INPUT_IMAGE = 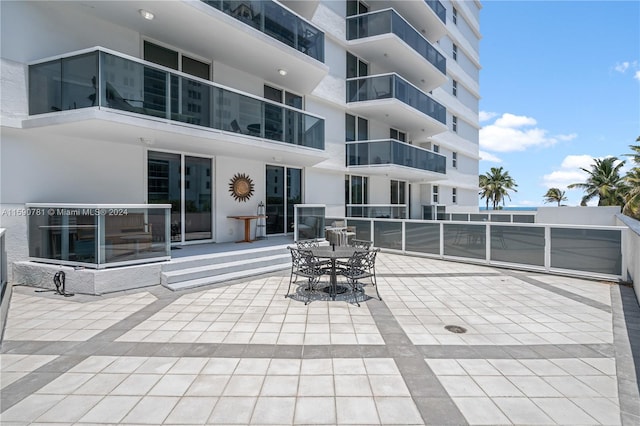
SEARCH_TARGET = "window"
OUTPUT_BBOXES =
[347,0,369,16]
[346,114,368,141]
[452,80,458,97]
[432,185,439,203]
[452,116,458,133]
[264,85,302,108]
[347,52,368,78]
[390,180,406,205]
[452,152,458,168]
[143,41,210,79]
[452,188,457,203]
[345,174,369,209]
[453,7,458,25]
[390,128,406,142]
[452,44,458,61]
[432,144,440,153]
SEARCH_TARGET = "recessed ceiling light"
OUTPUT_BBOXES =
[139,9,154,20]
[278,69,288,76]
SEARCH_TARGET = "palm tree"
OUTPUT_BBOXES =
[568,157,627,206]
[479,167,518,209]
[622,137,640,218]
[543,188,567,206]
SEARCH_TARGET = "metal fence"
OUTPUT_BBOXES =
[346,218,625,280]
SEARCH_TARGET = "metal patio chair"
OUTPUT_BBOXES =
[286,247,324,305]
[339,248,381,306]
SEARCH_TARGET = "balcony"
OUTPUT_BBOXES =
[346,74,447,137]
[386,0,447,41]
[27,48,325,160]
[46,1,327,94]
[347,139,446,180]
[201,0,324,62]
[346,9,446,91]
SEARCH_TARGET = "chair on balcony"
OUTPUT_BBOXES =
[350,239,372,250]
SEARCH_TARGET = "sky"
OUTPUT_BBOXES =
[478,0,640,207]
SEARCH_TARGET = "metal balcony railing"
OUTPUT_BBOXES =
[29,48,325,150]
[201,0,324,62]
[346,139,446,174]
[346,73,446,125]
[425,0,446,23]
[346,9,445,74]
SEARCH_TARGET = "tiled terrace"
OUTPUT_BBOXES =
[1,252,639,425]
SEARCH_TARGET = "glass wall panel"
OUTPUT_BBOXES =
[29,60,62,115]
[550,228,622,275]
[347,219,371,241]
[296,206,325,240]
[490,214,510,222]
[346,140,445,173]
[27,208,97,264]
[346,74,446,124]
[27,205,170,268]
[470,214,488,222]
[31,50,324,150]
[373,221,402,249]
[490,226,544,266]
[346,9,445,73]
[185,157,212,241]
[443,223,485,259]
[203,0,324,62]
[405,222,440,254]
[513,215,535,223]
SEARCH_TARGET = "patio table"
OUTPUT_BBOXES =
[310,246,358,300]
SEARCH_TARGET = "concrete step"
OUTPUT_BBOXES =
[162,244,290,272]
[160,244,293,291]
[164,263,290,291]
[162,253,290,285]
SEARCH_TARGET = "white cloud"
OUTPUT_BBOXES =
[542,154,595,190]
[479,111,498,122]
[479,150,502,163]
[494,113,537,128]
[614,61,630,73]
[479,113,576,153]
[635,70,640,81]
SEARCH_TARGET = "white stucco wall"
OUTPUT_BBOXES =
[616,215,640,304]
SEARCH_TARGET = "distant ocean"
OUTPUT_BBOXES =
[479,207,538,211]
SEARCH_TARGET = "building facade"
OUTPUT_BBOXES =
[0,0,481,266]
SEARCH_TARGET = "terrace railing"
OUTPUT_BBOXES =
[26,204,171,269]
[346,218,625,280]
[347,204,407,219]
[346,9,445,74]
[347,139,446,174]
[346,73,446,125]
[29,48,325,150]
[201,0,324,62]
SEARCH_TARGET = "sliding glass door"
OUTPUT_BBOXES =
[266,165,302,235]
[148,151,212,243]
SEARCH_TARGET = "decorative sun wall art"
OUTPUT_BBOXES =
[229,173,254,202]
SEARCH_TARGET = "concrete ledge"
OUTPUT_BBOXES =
[12,261,162,295]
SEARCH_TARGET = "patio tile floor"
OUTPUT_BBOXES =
[1,252,639,425]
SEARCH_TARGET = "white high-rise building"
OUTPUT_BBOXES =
[1,0,481,273]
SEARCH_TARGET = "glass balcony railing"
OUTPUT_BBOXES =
[201,0,324,62]
[346,9,445,75]
[28,49,324,150]
[346,74,446,125]
[346,204,407,219]
[346,139,446,174]
[26,204,171,268]
[425,0,446,23]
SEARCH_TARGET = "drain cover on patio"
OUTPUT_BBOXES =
[444,325,467,334]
